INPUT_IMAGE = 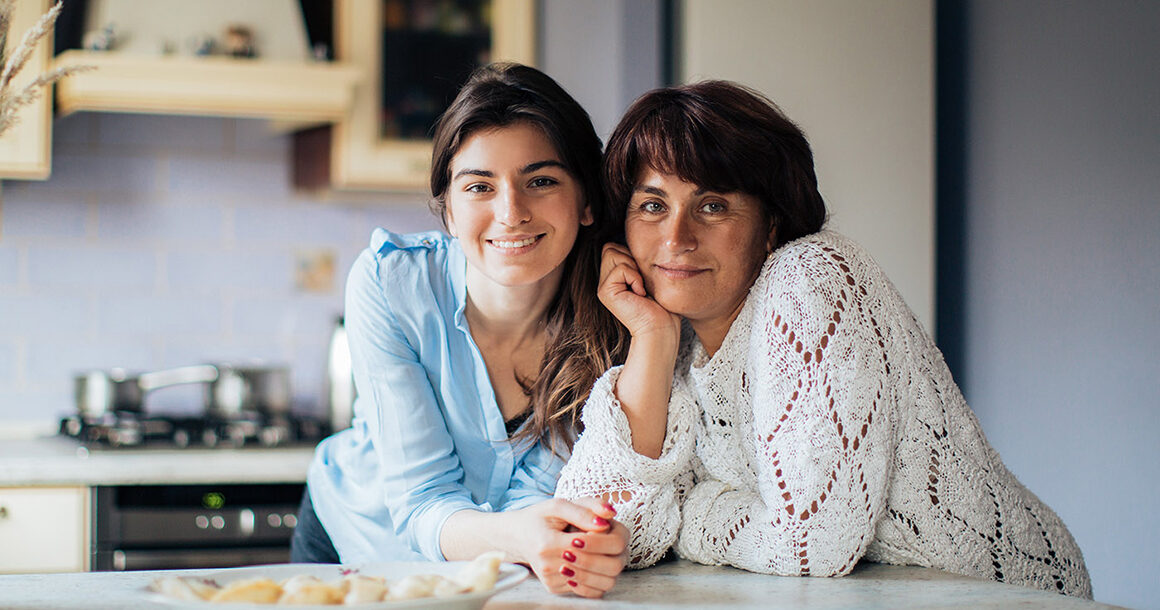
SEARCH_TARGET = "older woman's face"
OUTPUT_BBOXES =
[625,168,774,335]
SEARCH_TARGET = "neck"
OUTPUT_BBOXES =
[690,297,749,357]
[463,266,562,345]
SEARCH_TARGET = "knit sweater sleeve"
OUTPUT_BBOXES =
[677,237,897,576]
[556,365,698,569]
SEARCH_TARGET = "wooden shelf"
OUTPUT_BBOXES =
[51,50,363,123]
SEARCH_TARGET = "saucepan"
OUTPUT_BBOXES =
[74,365,218,419]
[206,364,292,419]
[75,364,291,420]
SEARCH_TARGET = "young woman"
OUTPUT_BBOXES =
[556,81,1092,597]
[294,64,629,598]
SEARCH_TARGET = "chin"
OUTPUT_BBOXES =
[653,293,699,319]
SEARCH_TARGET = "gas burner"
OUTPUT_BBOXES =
[59,412,330,450]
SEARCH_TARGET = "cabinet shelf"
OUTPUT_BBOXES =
[51,50,363,123]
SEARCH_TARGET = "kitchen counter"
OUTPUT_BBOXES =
[0,559,1118,609]
[0,436,315,486]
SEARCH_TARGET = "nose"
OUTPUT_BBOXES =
[495,185,531,227]
[663,214,697,252]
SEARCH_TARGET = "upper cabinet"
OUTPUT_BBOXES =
[0,0,53,180]
[295,0,537,192]
[51,51,361,123]
[1,0,361,181]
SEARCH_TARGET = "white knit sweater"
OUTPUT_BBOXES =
[557,231,1091,598]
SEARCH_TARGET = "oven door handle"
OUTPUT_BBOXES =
[111,547,290,571]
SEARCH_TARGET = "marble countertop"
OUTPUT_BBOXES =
[0,436,315,487]
[0,560,1118,609]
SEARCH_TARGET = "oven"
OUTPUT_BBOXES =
[91,483,304,571]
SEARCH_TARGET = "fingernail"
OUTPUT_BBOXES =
[562,550,576,562]
[571,538,586,549]
[593,516,609,527]
[560,566,576,577]
[567,580,579,588]
[602,502,617,515]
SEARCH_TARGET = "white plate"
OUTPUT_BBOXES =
[144,561,529,609]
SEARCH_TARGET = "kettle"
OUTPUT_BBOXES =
[325,316,356,432]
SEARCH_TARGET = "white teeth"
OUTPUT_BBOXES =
[491,236,538,248]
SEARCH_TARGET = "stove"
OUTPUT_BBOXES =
[59,411,328,449]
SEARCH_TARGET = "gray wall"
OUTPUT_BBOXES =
[951,2,1160,607]
[540,0,665,141]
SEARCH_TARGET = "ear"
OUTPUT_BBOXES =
[580,202,594,227]
[765,221,778,255]
[444,205,459,238]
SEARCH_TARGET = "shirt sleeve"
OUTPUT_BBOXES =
[497,438,564,512]
[345,248,479,562]
[677,241,897,576]
[556,365,698,569]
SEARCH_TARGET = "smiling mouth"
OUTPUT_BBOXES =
[654,264,707,279]
[488,235,543,250]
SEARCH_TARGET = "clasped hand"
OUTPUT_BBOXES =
[514,497,627,598]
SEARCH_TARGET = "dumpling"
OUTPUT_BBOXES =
[387,574,441,600]
[341,574,389,604]
[454,551,505,593]
[209,577,282,603]
[431,575,469,598]
[151,576,219,601]
[277,574,344,605]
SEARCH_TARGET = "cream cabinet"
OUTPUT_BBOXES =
[295,0,537,192]
[0,0,53,180]
[0,486,90,573]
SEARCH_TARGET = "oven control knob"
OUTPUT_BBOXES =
[283,514,298,528]
[211,515,226,529]
[195,515,209,529]
[267,513,282,528]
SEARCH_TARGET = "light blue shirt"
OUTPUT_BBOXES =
[307,229,564,563]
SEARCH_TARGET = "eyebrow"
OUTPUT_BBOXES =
[633,185,709,197]
[452,159,567,181]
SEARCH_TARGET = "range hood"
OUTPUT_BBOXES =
[52,50,362,125]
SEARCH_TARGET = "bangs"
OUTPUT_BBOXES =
[627,104,747,195]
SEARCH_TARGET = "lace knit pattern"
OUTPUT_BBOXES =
[557,231,1092,598]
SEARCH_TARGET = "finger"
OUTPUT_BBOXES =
[561,547,624,579]
[561,567,614,599]
[544,498,613,533]
[602,242,632,258]
[569,496,618,520]
[567,526,628,556]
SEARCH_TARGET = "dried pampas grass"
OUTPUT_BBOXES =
[0,0,92,136]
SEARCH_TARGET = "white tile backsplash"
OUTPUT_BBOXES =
[0,113,442,424]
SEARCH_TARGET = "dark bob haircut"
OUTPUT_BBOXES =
[603,80,827,249]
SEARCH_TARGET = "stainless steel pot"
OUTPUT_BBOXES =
[74,365,219,419]
[325,316,356,432]
[206,365,292,419]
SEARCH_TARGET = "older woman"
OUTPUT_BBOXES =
[556,81,1092,598]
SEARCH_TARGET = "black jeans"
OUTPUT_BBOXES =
[289,486,341,563]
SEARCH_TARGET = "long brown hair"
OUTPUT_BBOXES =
[603,80,827,250]
[429,63,629,452]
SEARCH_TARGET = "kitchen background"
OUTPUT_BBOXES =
[0,0,1156,607]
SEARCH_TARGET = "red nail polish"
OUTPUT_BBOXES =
[571,538,585,549]
[602,502,616,515]
[567,580,578,588]
[562,550,576,562]
[561,566,576,577]
[593,516,609,527]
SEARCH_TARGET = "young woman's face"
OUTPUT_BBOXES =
[625,167,773,330]
[445,122,592,290]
